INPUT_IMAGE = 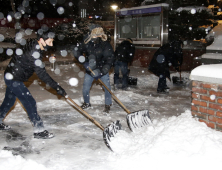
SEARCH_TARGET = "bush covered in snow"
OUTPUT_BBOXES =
[52,17,90,46]
[141,0,214,41]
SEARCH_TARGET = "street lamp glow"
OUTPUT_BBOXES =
[111,5,118,10]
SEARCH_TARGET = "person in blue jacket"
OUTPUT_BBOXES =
[0,29,67,139]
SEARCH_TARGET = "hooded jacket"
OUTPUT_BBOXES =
[74,37,114,76]
[115,40,135,63]
[4,39,58,89]
[148,41,183,80]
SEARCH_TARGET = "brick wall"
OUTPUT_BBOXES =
[191,80,222,131]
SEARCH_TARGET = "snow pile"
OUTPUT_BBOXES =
[106,110,222,170]
[1,108,222,170]
[0,150,49,170]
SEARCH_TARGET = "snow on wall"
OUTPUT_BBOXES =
[190,64,222,83]
[202,53,222,60]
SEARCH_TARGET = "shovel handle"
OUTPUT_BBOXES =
[177,61,182,81]
[89,68,131,114]
[66,97,104,131]
[179,66,182,81]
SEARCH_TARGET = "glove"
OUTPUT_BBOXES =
[90,69,103,80]
[83,62,90,71]
[56,86,67,97]
[93,74,103,80]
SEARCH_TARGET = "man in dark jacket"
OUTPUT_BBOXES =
[73,24,114,113]
[148,40,183,93]
[114,38,135,90]
[0,29,67,139]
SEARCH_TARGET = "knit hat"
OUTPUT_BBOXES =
[84,24,107,44]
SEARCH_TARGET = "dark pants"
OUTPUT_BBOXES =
[114,61,128,89]
[0,78,44,132]
[158,74,167,90]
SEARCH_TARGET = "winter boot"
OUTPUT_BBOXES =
[122,86,129,91]
[81,102,91,109]
[34,130,54,139]
[164,86,170,92]
[103,105,111,113]
[113,84,120,91]
[0,123,11,130]
[157,88,169,94]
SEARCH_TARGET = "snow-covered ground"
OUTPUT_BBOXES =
[0,63,222,170]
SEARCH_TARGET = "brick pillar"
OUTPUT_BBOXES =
[191,81,222,131]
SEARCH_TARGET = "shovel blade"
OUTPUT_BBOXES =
[126,110,151,132]
[103,120,122,152]
[172,76,187,86]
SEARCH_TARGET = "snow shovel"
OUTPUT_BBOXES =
[127,69,137,86]
[66,96,121,152]
[172,66,187,86]
[89,68,152,132]
[119,69,137,86]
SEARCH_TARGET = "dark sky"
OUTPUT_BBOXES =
[0,0,144,20]
[80,0,144,19]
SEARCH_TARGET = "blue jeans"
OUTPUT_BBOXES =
[158,74,167,90]
[83,73,112,105]
[0,78,44,132]
[114,61,128,89]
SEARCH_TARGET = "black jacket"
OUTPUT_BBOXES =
[115,40,135,63]
[73,38,114,76]
[4,39,58,90]
[148,41,183,80]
